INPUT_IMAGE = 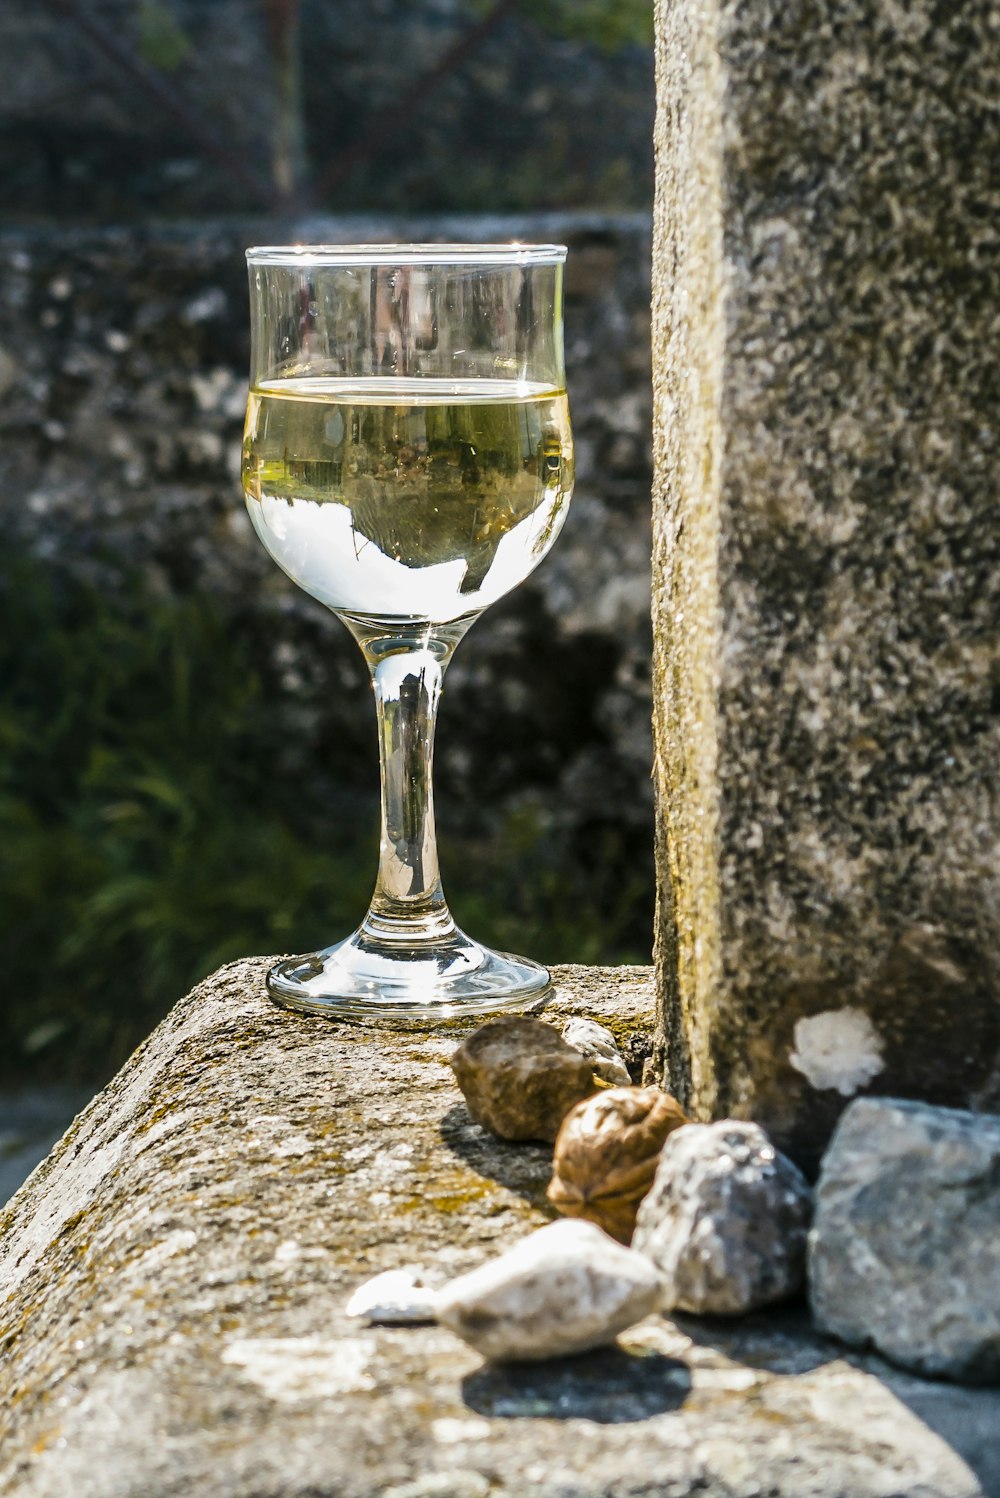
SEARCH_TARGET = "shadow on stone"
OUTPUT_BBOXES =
[671,1303,834,1377]
[438,1103,555,1206]
[673,1308,1000,1496]
[892,1381,1000,1498]
[461,1345,691,1422]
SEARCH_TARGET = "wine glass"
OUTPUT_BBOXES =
[242,243,573,1018]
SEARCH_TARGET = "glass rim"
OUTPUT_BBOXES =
[245,242,567,268]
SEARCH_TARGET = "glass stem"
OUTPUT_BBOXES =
[348,619,472,946]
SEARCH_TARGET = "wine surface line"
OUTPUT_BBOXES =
[242,376,573,623]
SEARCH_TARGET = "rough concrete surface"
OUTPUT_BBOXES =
[651,0,1000,1168]
[1,959,998,1497]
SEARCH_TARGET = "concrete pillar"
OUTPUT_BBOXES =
[652,0,1000,1167]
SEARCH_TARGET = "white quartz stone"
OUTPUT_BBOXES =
[435,1219,662,1362]
[344,1269,439,1326]
[789,1008,885,1096]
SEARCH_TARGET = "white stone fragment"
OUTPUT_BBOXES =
[435,1218,662,1362]
[561,1017,632,1086]
[788,1007,885,1096]
[430,1417,493,1445]
[632,1121,813,1314]
[344,1268,439,1325]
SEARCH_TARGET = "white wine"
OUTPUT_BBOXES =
[242,377,573,621]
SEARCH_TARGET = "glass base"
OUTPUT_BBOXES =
[266,924,551,1021]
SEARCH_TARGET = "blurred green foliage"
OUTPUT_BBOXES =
[133,0,652,67]
[0,549,647,1086]
[506,0,654,52]
[136,0,191,71]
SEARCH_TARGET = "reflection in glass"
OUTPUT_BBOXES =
[242,245,573,1019]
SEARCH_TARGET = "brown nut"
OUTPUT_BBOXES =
[450,1017,597,1143]
[547,1087,689,1243]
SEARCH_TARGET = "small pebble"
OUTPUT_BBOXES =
[345,1269,439,1325]
[450,1018,596,1143]
[436,1219,662,1362]
[560,1018,632,1086]
[632,1120,813,1314]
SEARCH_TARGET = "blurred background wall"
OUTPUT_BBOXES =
[0,1,656,1109]
[0,0,654,221]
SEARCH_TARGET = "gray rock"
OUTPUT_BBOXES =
[344,1269,439,1326]
[450,1018,596,1143]
[435,1219,663,1362]
[633,1121,813,1314]
[810,1096,1000,1384]
[560,1017,632,1086]
[651,0,1000,1171]
[1,957,997,1498]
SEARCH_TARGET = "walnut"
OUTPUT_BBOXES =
[547,1087,689,1244]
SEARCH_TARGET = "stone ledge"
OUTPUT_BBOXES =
[0,958,996,1498]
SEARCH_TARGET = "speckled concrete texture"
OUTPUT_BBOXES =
[652,0,1000,1167]
[1,960,997,1497]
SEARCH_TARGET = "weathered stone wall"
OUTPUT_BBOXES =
[652,0,1000,1166]
[1,961,997,1497]
[0,214,655,952]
